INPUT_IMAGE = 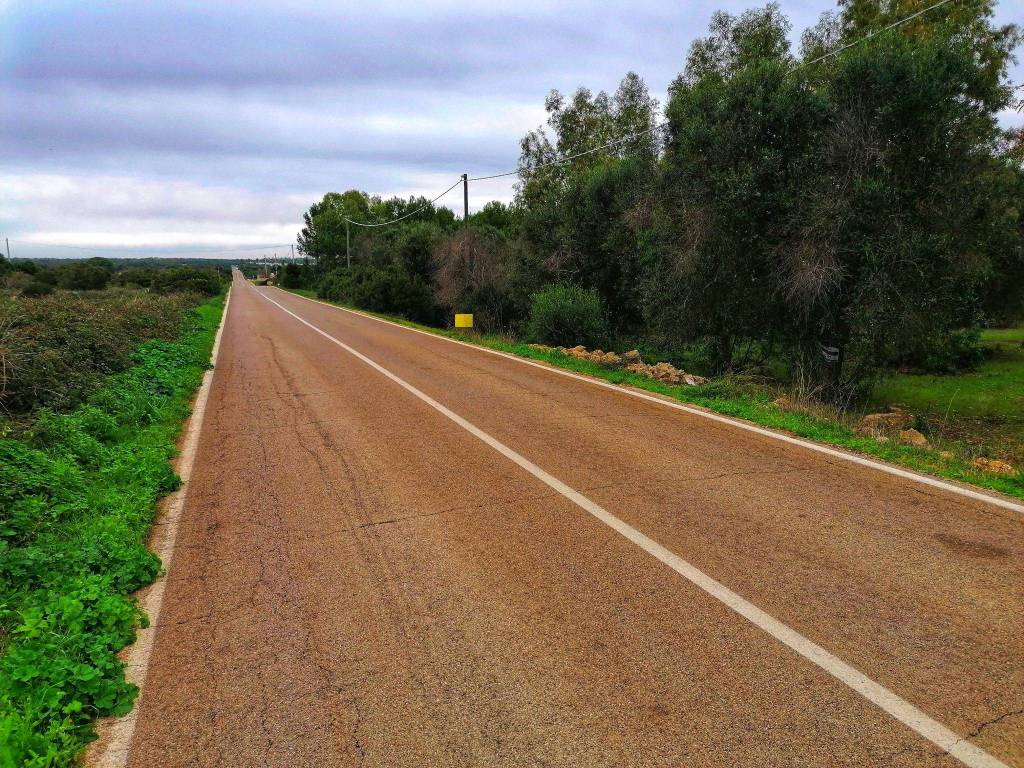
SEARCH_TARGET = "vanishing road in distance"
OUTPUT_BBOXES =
[97,271,1023,768]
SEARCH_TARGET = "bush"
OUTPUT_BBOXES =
[150,267,222,296]
[115,267,156,288]
[277,263,306,289]
[0,292,195,415]
[525,283,609,348]
[20,281,54,298]
[318,264,435,323]
[433,229,516,332]
[892,327,986,374]
[0,299,222,766]
[58,262,111,291]
[3,271,33,294]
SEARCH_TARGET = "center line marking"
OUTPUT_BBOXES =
[258,287,1008,768]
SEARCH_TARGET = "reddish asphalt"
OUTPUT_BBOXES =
[111,273,1023,767]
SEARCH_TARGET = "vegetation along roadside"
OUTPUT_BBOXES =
[280,287,1024,502]
[273,0,1022,504]
[0,290,226,767]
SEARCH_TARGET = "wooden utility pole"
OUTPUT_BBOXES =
[346,220,351,268]
[462,174,469,225]
[4,237,9,260]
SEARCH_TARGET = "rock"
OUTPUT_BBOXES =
[527,343,552,352]
[599,351,621,367]
[623,349,643,364]
[898,428,929,448]
[971,458,1016,476]
[855,408,913,437]
[621,358,705,387]
[650,362,682,385]
[565,345,589,360]
[876,435,890,443]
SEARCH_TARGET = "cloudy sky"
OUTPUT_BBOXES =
[1,0,1021,260]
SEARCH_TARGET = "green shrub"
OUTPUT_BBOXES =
[150,267,222,296]
[114,267,156,288]
[0,297,222,767]
[58,262,111,291]
[0,292,196,415]
[277,263,307,289]
[525,283,609,348]
[318,264,435,323]
[20,281,54,298]
[893,327,986,374]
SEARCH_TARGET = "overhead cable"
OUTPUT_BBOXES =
[798,0,957,69]
[343,177,465,228]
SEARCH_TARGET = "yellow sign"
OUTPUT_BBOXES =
[454,313,473,328]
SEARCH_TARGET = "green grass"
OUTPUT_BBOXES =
[279,288,1023,501]
[0,293,225,767]
[869,326,1024,462]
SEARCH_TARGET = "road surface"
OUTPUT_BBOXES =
[103,273,1023,767]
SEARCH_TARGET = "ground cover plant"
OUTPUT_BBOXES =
[0,294,224,767]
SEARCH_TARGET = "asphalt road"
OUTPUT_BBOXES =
[110,272,1023,767]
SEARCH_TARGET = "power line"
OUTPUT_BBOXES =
[798,0,957,70]
[464,0,959,186]
[468,124,667,182]
[343,177,464,228]
[7,0,974,247]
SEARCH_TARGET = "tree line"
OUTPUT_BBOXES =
[290,0,1023,396]
[1,256,226,296]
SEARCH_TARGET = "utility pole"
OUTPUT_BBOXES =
[4,237,9,260]
[290,244,295,263]
[346,220,351,269]
[462,173,469,226]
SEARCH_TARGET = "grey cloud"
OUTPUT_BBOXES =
[2,0,1020,254]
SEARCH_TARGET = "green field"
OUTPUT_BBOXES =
[870,326,1024,462]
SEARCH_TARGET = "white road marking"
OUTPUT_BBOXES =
[258,288,1009,768]
[91,287,233,768]
[270,286,1024,516]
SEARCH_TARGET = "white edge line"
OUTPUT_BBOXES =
[257,288,1008,768]
[90,287,232,768]
[269,287,1024,516]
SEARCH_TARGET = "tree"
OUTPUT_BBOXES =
[515,72,661,327]
[59,261,110,290]
[650,0,1021,387]
[786,5,1020,381]
[297,190,372,272]
[653,5,813,372]
[433,230,515,331]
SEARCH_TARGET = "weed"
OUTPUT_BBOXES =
[0,294,223,767]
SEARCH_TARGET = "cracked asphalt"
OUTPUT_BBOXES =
[120,274,1024,767]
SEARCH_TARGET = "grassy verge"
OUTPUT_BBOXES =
[0,294,225,767]
[281,288,1023,501]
